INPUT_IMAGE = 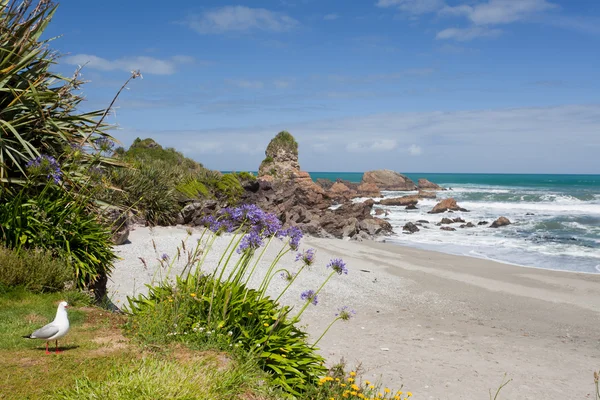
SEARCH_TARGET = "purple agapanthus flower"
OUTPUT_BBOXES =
[96,137,115,152]
[26,155,62,184]
[161,253,169,261]
[300,289,318,306]
[295,248,315,266]
[335,306,356,321]
[237,230,264,253]
[326,258,348,275]
[285,226,303,250]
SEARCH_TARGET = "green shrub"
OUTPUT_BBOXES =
[0,184,116,288]
[125,204,358,396]
[215,173,244,204]
[175,178,211,200]
[0,246,70,292]
[105,163,181,226]
[265,131,298,157]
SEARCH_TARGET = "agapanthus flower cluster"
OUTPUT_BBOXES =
[95,137,115,153]
[237,230,264,253]
[200,204,304,253]
[295,248,315,266]
[335,306,356,321]
[25,155,62,184]
[326,258,348,275]
[300,289,318,306]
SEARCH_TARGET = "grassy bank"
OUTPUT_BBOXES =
[0,289,282,400]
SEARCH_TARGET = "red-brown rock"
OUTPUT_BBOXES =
[428,198,468,214]
[361,169,417,191]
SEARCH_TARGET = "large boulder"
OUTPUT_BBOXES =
[328,182,355,202]
[403,222,420,234]
[490,216,511,228]
[361,169,417,191]
[102,206,130,245]
[418,178,443,190]
[356,182,381,197]
[428,198,468,214]
[379,195,419,206]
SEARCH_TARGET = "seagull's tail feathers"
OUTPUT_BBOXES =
[22,334,33,339]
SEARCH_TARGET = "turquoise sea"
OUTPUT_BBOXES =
[309,172,600,274]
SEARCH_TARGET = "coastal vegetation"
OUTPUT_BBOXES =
[0,1,405,398]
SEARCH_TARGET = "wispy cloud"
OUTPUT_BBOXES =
[436,26,502,41]
[63,54,194,75]
[408,144,423,155]
[184,6,299,34]
[543,15,600,35]
[347,139,398,152]
[441,0,557,25]
[376,0,446,15]
[117,104,600,172]
[225,79,265,89]
[323,13,339,20]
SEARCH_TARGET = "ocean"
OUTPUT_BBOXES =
[309,172,600,274]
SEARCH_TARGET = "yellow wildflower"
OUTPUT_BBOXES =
[350,371,357,377]
[385,388,391,393]
[263,323,269,327]
[351,391,358,396]
[190,293,196,297]
[365,380,371,385]
[347,377,355,383]
[407,392,413,397]
[351,384,360,391]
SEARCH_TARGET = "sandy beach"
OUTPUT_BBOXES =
[108,225,600,399]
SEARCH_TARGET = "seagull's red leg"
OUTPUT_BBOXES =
[55,340,62,354]
[45,342,51,355]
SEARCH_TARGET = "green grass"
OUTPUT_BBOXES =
[0,288,283,400]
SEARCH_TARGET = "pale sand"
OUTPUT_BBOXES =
[108,226,600,399]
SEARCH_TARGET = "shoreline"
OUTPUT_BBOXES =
[108,225,600,399]
[382,236,600,276]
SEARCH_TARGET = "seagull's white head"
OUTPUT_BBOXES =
[59,301,68,309]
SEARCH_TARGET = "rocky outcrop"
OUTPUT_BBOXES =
[460,222,476,228]
[490,216,511,228]
[361,169,417,191]
[328,182,354,202]
[428,198,468,214]
[403,222,419,234]
[241,132,392,240]
[356,182,381,197]
[257,131,300,182]
[102,206,130,245]
[440,226,456,231]
[379,195,419,206]
[418,178,443,190]
[440,217,454,224]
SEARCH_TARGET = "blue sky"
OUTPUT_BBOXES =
[46,0,600,173]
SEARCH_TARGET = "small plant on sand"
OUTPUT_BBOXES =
[126,204,369,396]
[305,366,412,400]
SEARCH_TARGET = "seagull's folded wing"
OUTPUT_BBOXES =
[31,323,59,339]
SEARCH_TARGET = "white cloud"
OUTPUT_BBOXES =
[116,104,600,173]
[184,6,299,34]
[436,26,502,41]
[376,0,446,15]
[225,79,265,89]
[408,144,422,155]
[458,0,557,25]
[63,54,193,75]
[346,139,397,152]
[274,79,293,89]
[323,13,339,20]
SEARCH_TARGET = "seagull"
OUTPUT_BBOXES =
[23,301,70,354]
